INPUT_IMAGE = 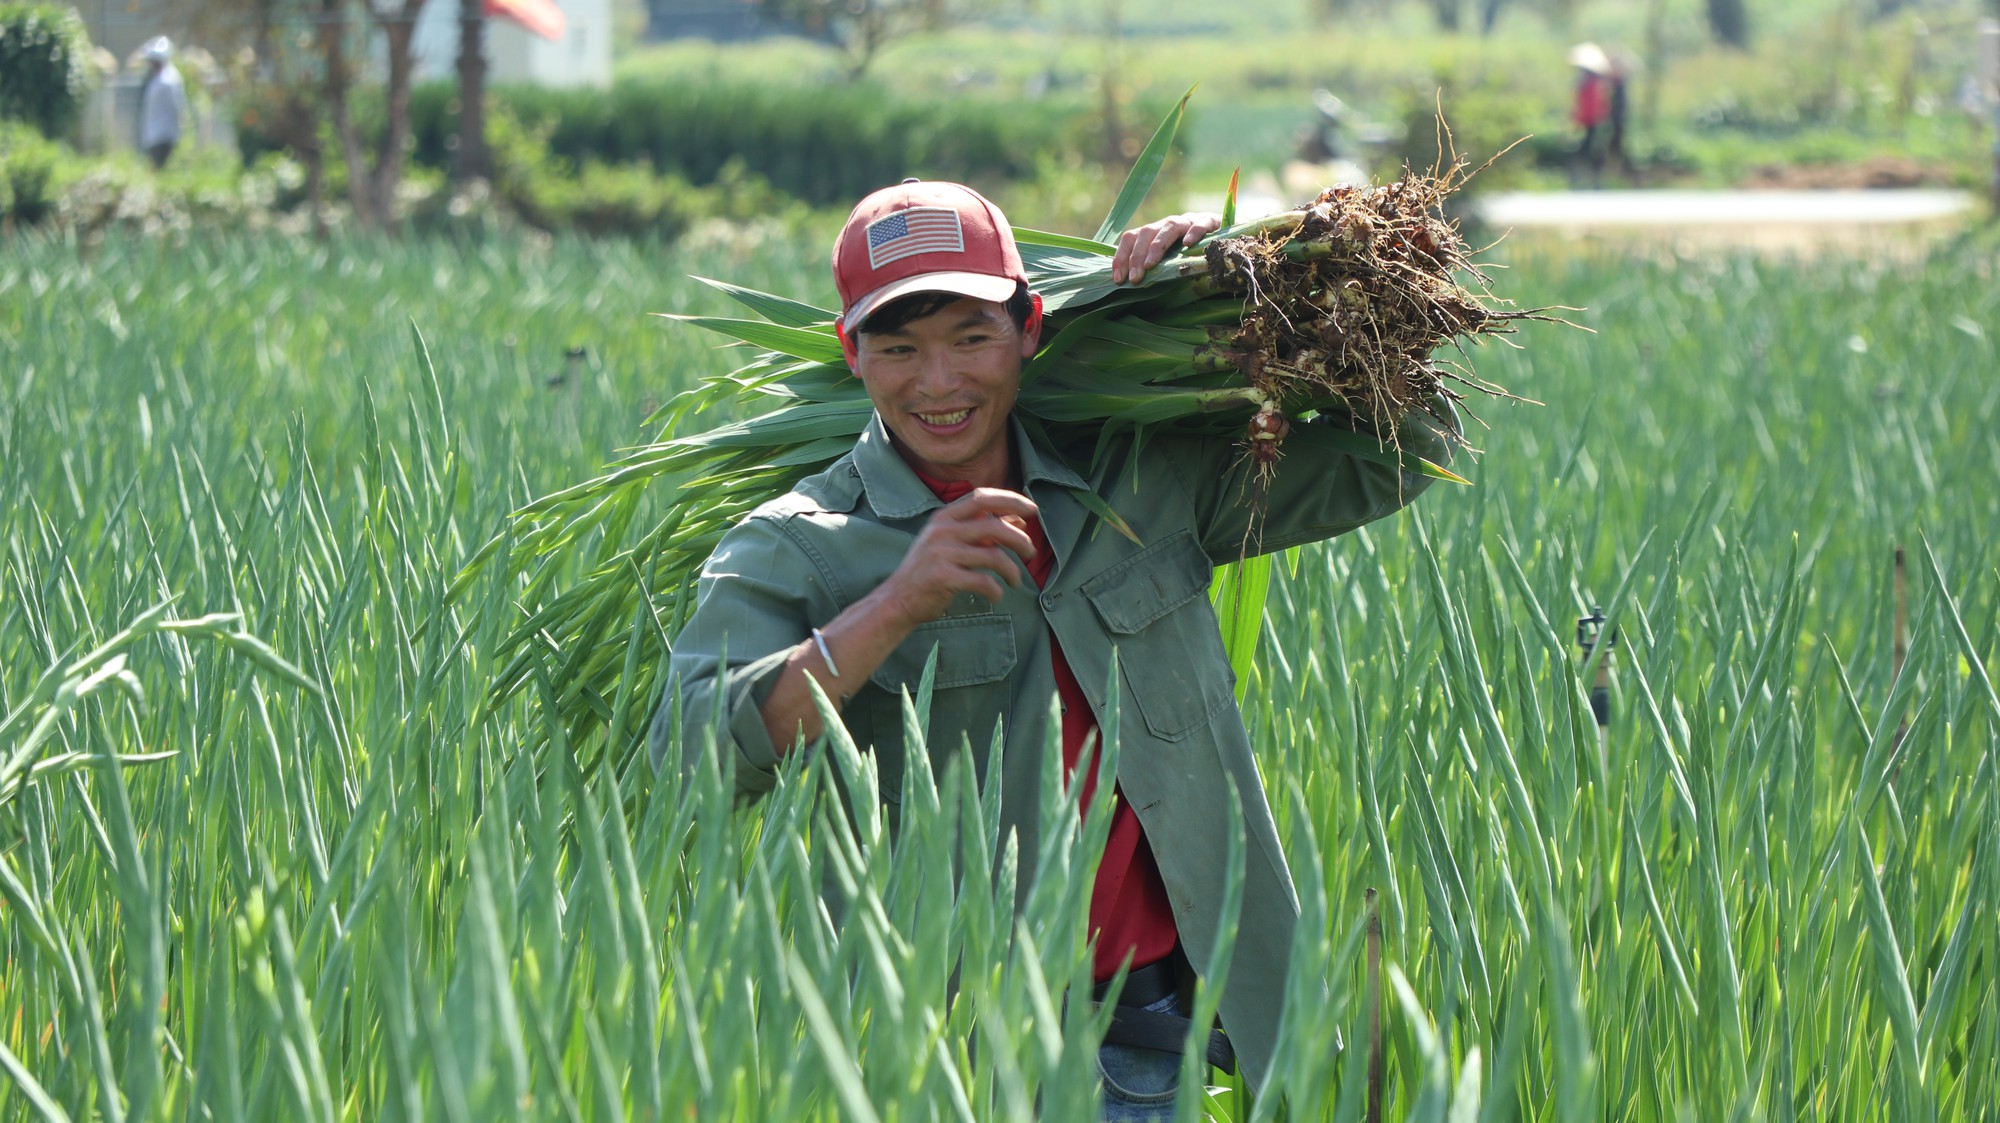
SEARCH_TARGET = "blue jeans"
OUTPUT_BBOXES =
[1097,990,1187,1121]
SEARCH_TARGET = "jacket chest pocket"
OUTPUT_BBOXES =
[1079,530,1233,742]
[865,614,1017,801]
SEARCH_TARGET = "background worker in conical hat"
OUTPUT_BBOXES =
[138,36,188,171]
[1602,47,1639,185]
[1568,42,1614,189]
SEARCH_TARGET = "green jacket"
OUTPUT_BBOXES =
[655,408,1453,1088]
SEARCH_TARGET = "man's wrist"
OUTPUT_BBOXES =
[851,578,928,644]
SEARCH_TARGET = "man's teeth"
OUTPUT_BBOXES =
[917,409,971,425]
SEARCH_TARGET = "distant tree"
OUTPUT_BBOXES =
[454,0,489,184]
[350,0,432,225]
[1430,0,1463,32]
[1307,0,1372,23]
[0,5,91,139]
[166,0,430,229]
[1705,0,1750,48]
[753,0,990,79]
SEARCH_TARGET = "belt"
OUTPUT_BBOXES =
[1093,958,1180,1008]
[1090,954,1238,1076]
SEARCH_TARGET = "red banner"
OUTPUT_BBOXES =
[485,0,565,41]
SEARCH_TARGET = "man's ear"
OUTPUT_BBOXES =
[836,319,859,371]
[1021,293,1045,356]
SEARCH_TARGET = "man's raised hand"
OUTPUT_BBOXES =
[878,488,1040,629]
[1112,212,1225,285]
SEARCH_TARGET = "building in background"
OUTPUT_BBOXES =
[643,0,788,42]
[68,1,612,158]
[415,0,614,88]
[74,0,168,63]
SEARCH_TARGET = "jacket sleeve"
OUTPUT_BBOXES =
[1164,398,1460,565]
[650,514,817,800]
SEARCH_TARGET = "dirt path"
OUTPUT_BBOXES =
[1194,187,1983,255]
[1469,189,1982,254]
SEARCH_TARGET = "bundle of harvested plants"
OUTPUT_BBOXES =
[458,98,1553,765]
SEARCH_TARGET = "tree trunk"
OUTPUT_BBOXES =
[454,0,489,184]
[842,5,885,80]
[304,140,329,241]
[1097,0,1127,165]
[1431,0,1462,33]
[1638,0,1668,183]
[372,2,428,229]
[321,0,377,227]
[275,93,329,239]
[1478,0,1506,36]
[1705,0,1750,49]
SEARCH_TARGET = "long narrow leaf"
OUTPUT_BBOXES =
[1094,86,1195,244]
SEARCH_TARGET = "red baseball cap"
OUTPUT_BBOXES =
[832,180,1027,331]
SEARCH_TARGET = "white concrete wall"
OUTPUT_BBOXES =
[414,1,613,89]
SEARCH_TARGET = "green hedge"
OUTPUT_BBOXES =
[405,78,1089,205]
[0,4,91,139]
[0,119,63,222]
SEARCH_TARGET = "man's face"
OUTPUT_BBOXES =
[852,295,1039,487]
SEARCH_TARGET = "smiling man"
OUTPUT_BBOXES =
[658,180,1455,1116]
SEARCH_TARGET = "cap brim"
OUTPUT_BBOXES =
[841,271,1020,331]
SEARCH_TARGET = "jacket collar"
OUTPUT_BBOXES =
[853,411,1089,521]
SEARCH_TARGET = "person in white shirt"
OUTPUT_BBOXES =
[138,37,187,170]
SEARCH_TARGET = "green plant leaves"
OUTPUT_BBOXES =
[1093,86,1194,246]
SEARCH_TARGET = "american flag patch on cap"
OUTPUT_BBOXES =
[866,207,965,269]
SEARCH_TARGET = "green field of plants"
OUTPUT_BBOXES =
[3,226,1997,1121]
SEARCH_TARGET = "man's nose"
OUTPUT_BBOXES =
[914,348,959,394]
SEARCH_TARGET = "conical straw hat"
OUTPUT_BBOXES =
[1567,42,1612,75]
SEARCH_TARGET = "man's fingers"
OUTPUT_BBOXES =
[967,574,1009,604]
[935,515,1035,558]
[940,546,1023,595]
[1113,214,1225,283]
[1143,222,1184,270]
[949,487,1039,520]
[978,546,1030,587]
[1112,228,1143,284]
[952,492,1037,562]
[964,521,1036,566]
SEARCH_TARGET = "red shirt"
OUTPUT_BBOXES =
[915,473,1180,982]
[1573,72,1610,129]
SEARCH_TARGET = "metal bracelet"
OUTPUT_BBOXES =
[810,627,841,679]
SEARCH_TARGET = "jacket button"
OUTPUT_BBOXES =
[1040,592,1059,611]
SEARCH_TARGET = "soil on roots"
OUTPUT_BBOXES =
[1202,163,1560,461]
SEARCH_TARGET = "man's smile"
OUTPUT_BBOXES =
[913,407,974,430]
